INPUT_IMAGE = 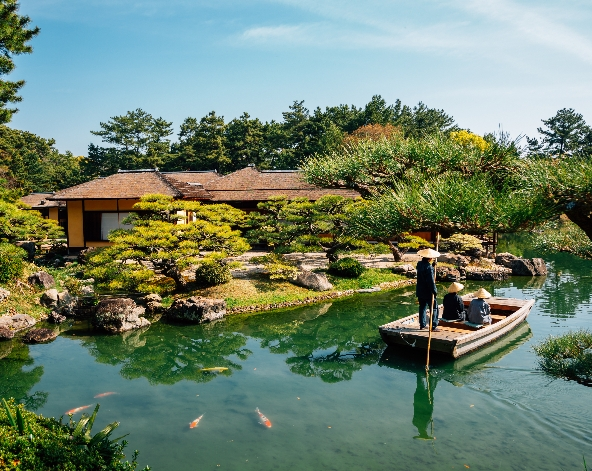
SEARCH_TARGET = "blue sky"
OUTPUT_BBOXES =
[9,0,592,156]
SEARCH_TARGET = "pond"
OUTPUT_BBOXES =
[2,242,592,470]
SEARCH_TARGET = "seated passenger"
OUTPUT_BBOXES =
[467,288,492,325]
[442,282,465,321]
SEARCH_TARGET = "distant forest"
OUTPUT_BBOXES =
[0,95,458,193]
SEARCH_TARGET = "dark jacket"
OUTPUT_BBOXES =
[467,298,492,325]
[416,259,437,300]
[442,292,465,321]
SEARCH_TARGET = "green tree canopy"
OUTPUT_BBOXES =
[84,194,249,292]
[527,108,591,158]
[86,109,173,177]
[0,0,39,124]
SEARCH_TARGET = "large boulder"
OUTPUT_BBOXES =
[23,328,58,344]
[465,267,511,281]
[40,289,59,308]
[165,296,226,324]
[141,293,164,315]
[495,252,518,269]
[15,241,36,261]
[436,266,461,282]
[392,264,417,278]
[27,271,55,289]
[439,253,469,267]
[0,327,14,340]
[293,270,333,291]
[0,288,10,303]
[0,314,36,332]
[93,298,150,334]
[531,258,548,276]
[57,290,79,316]
[48,311,67,324]
[511,259,536,276]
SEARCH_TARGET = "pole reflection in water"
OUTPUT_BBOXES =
[413,371,438,440]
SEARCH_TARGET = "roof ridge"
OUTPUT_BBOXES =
[155,171,184,198]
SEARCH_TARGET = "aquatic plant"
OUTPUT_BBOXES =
[0,399,148,470]
[533,330,592,386]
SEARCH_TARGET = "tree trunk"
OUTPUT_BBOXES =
[565,207,592,241]
[385,239,403,262]
[163,263,187,291]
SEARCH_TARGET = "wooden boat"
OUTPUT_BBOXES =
[378,296,535,358]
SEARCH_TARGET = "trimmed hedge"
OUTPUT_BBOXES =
[328,257,365,278]
[0,243,27,283]
[195,260,232,287]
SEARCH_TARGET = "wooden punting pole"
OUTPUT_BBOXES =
[425,233,440,373]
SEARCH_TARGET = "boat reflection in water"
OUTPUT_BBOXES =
[379,322,532,440]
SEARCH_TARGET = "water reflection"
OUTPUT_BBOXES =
[379,323,531,440]
[0,341,48,410]
[73,323,252,385]
[244,300,394,383]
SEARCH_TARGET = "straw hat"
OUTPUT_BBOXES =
[447,282,464,293]
[417,248,441,258]
[474,287,491,299]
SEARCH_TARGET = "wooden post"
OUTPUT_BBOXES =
[425,233,440,373]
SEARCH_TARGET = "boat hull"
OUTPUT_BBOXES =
[378,297,535,358]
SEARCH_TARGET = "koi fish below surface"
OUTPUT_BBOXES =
[65,405,92,415]
[200,367,228,372]
[255,407,272,428]
[190,414,204,429]
[94,392,118,398]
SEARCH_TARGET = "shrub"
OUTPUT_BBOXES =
[398,233,434,252]
[195,259,232,287]
[328,257,365,278]
[0,243,27,283]
[250,253,299,280]
[0,399,148,470]
[439,234,483,256]
[532,329,592,386]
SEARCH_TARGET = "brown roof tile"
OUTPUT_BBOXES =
[50,170,183,200]
[163,176,213,200]
[205,167,360,201]
[20,193,64,208]
[162,171,221,184]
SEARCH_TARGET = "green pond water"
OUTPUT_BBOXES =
[2,242,592,470]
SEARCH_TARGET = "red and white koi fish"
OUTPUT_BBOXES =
[255,407,272,428]
[94,392,118,398]
[65,405,92,415]
[189,414,204,429]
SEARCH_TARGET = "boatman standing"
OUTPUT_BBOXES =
[416,248,440,331]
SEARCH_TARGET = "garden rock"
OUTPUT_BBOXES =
[511,259,536,276]
[439,253,469,267]
[28,271,55,289]
[23,328,58,344]
[531,258,547,276]
[293,270,333,291]
[436,266,461,282]
[0,313,36,331]
[57,291,78,316]
[15,241,36,261]
[40,289,59,308]
[356,287,381,293]
[48,310,67,324]
[495,252,518,269]
[93,298,150,334]
[0,327,14,340]
[165,296,226,323]
[80,285,95,296]
[465,267,510,281]
[142,293,163,315]
[0,288,10,303]
[392,264,417,278]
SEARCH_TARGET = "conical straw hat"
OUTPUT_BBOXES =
[474,287,491,299]
[417,248,440,258]
[447,282,464,293]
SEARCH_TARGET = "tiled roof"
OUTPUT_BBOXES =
[50,170,183,200]
[162,171,221,184]
[205,167,360,201]
[163,176,213,200]
[20,193,64,208]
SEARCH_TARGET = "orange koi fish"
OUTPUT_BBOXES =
[255,407,272,428]
[94,392,118,398]
[189,414,204,429]
[65,404,92,415]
